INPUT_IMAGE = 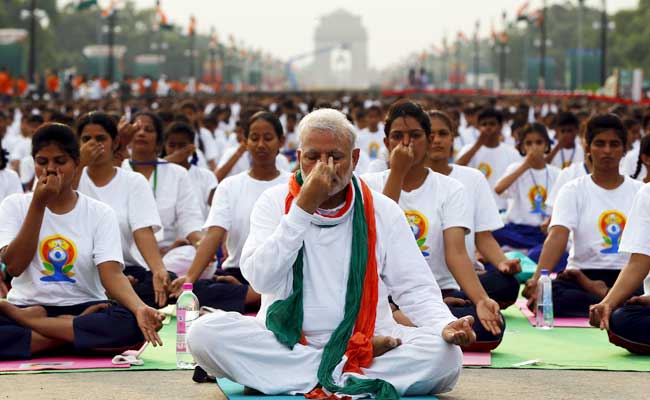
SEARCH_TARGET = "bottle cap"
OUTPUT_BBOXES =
[182,282,193,290]
[540,269,550,276]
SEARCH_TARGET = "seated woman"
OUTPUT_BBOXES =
[0,123,163,360]
[161,121,218,221]
[170,111,290,313]
[0,141,23,298]
[425,110,521,309]
[524,114,644,317]
[363,100,503,351]
[493,123,560,250]
[590,182,650,355]
[75,112,172,309]
[123,111,205,252]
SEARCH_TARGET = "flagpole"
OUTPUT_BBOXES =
[107,8,116,83]
[474,20,480,89]
[500,11,507,89]
[455,35,461,89]
[577,0,584,89]
[599,0,607,86]
[540,0,547,90]
[28,0,37,85]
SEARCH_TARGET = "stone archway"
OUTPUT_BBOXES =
[312,9,368,89]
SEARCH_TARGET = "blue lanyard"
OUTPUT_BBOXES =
[583,162,590,175]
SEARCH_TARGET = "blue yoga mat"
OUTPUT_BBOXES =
[216,379,439,399]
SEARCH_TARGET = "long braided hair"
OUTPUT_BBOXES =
[631,135,650,180]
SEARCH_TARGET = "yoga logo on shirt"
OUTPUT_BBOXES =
[39,235,77,283]
[528,185,547,215]
[598,210,626,254]
[478,162,492,179]
[562,161,572,169]
[404,210,430,257]
[368,142,380,160]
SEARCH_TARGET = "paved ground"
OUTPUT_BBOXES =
[0,369,647,400]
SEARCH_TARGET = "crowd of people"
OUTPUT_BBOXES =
[0,88,648,397]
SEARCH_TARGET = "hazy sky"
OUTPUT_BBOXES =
[63,0,639,69]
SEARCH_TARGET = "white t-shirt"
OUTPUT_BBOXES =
[188,165,218,220]
[550,175,643,271]
[122,160,204,248]
[549,143,585,169]
[501,162,560,226]
[0,168,22,201]
[78,167,162,267]
[356,127,386,161]
[0,192,124,306]
[457,142,521,210]
[449,165,504,269]
[198,127,221,165]
[363,168,471,290]
[366,159,388,173]
[547,162,589,207]
[621,146,646,180]
[618,182,650,295]
[8,136,30,162]
[458,126,479,146]
[217,147,291,179]
[205,171,290,269]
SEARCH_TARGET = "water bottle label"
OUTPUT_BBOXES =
[176,334,187,353]
[177,309,187,334]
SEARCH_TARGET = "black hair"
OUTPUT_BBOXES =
[585,114,627,151]
[157,110,175,125]
[49,111,75,126]
[245,111,284,139]
[384,99,431,138]
[76,111,118,140]
[162,121,198,165]
[366,105,382,115]
[642,113,650,131]
[623,117,641,130]
[427,110,454,132]
[477,108,503,125]
[517,123,552,156]
[25,114,45,125]
[180,101,198,113]
[0,144,7,170]
[133,111,164,146]
[32,123,80,161]
[556,111,579,128]
[632,135,650,180]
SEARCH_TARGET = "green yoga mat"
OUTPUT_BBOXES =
[486,305,650,371]
[216,379,439,400]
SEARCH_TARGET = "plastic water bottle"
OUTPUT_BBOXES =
[176,282,199,369]
[536,269,554,329]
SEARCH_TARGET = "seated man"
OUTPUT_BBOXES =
[188,109,476,398]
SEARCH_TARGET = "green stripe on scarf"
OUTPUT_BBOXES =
[266,172,399,400]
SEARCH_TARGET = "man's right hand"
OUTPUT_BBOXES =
[589,302,613,330]
[296,157,341,214]
[442,316,477,346]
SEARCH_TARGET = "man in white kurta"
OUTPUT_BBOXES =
[187,109,474,397]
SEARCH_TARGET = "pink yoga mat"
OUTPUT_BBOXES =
[0,356,130,372]
[462,352,491,366]
[515,299,592,328]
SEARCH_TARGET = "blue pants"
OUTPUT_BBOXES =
[192,268,250,314]
[552,269,643,317]
[528,244,568,273]
[442,271,515,351]
[0,301,144,360]
[609,304,650,355]
[492,223,546,250]
[124,265,178,309]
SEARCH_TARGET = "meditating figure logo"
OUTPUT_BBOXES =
[368,142,380,160]
[478,162,492,179]
[39,234,77,283]
[528,185,547,215]
[598,210,626,254]
[405,210,430,257]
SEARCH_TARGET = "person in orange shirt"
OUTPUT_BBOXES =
[0,67,10,100]
[46,70,60,98]
[16,76,27,98]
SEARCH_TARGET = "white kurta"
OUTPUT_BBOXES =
[187,177,461,396]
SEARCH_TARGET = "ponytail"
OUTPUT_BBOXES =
[631,135,650,180]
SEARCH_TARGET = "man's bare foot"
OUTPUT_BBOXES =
[0,302,47,325]
[79,303,111,317]
[372,336,401,357]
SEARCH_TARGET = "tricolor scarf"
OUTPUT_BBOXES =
[266,172,399,400]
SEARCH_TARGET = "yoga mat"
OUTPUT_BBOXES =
[0,319,179,374]
[462,352,491,366]
[514,299,592,328]
[505,251,537,283]
[216,379,439,400]
[488,304,650,371]
[0,356,130,372]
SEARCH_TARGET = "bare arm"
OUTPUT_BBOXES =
[381,141,414,203]
[444,227,490,304]
[215,145,246,181]
[475,231,508,266]
[455,141,482,166]
[522,225,570,299]
[601,253,650,308]
[494,162,529,195]
[2,201,45,276]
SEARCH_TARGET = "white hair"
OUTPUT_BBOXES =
[297,108,357,150]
